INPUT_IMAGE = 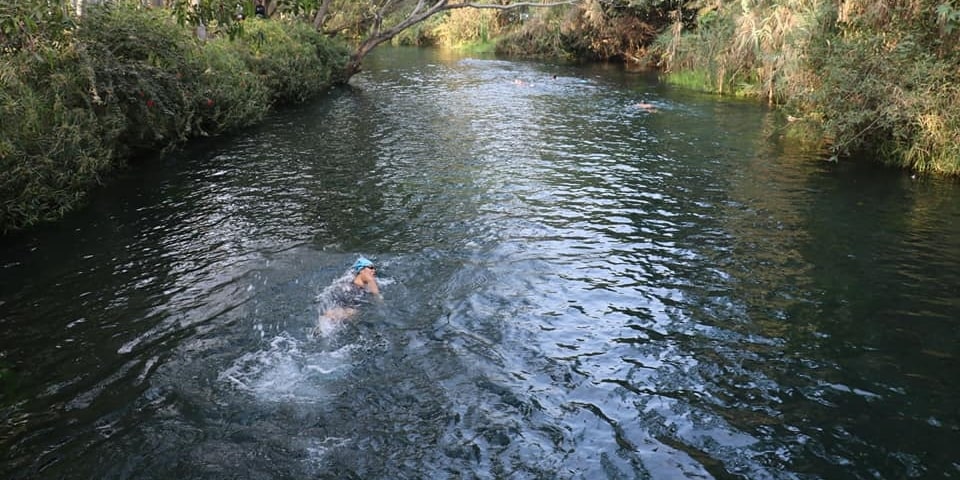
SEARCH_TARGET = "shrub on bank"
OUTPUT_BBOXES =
[77,3,204,156]
[195,37,271,135]
[495,9,569,58]
[802,6,960,175]
[645,0,960,174]
[241,18,349,104]
[0,1,121,230]
[0,1,349,233]
[0,44,118,230]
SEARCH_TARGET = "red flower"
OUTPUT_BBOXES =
[146,99,155,108]
[205,98,214,107]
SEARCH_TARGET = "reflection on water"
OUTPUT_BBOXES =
[1,47,958,479]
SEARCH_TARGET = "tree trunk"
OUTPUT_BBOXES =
[313,0,334,30]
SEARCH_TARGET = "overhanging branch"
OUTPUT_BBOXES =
[450,1,578,9]
[341,0,582,80]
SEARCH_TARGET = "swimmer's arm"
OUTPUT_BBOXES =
[367,279,383,302]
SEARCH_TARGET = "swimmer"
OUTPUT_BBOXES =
[322,257,382,321]
[634,101,657,112]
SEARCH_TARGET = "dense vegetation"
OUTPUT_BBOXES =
[0,0,349,233]
[645,0,960,174]
[490,0,960,175]
[2,0,958,233]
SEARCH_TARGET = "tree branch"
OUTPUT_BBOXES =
[340,0,581,80]
[450,1,577,10]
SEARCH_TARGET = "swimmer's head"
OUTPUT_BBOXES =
[353,257,375,273]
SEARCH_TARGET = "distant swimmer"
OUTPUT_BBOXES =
[634,102,658,112]
[321,257,382,321]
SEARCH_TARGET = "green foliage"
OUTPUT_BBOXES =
[172,0,246,40]
[0,42,118,232]
[649,9,730,92]
[560,0,659,61]
[241,18,349,103]
[431,8,502,47]
[650,0,828,101]
[937,1,960,34]
[804,29,960,174]
[660,69,716,92]
[1,1,349,233]
[391,14,443,46]
[642,0,960,173]
[195,37,271,134]
[495,5,572,58]
[77,1,204,155]
[0,0,75,52]
[0,0,120,232]
[272,0,326,21]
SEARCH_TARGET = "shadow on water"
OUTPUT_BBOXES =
[1,47,958,479]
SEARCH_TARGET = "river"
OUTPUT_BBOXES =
[1,47,958,479]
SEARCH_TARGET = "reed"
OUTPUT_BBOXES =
[495,3,571,58]
[432,8,503,47]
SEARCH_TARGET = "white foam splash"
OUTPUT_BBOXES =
[217,332,355,404]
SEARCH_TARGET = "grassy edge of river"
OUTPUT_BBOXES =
[1,2,350,234]
[5,0,960,235]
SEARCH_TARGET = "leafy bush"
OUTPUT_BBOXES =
[195,38,270,135]
[241,18,349,104]
[0,3,119,231]
[431,8,502,46]
[805,30,960,174]
[1,1,349,232]
[0,73,118,232]
[560,0,658,62]
[76,2,204,156]
[391,14,443,47]
[495,6,571,58]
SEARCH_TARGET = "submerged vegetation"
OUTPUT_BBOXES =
[2,0,958,232]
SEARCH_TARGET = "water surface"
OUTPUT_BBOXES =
[1,47,958,479]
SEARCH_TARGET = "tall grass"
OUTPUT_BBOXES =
[645,0,960,174]
[432,8,502,47]
[495,4,571,58]
[800,0,960,174]
[651,0,826,101]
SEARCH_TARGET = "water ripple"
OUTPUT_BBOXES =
[2,49,959,480]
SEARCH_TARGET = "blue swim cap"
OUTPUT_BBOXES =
[353,257,374,273]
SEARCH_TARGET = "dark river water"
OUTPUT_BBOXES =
[2,47,959,479]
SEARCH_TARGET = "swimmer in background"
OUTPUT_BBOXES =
[322,257,382,321]
[634,101,658,112]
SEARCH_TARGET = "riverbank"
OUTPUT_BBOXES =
[5,1,957,234]
[0,2,349,234]
[486,0,960,177]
